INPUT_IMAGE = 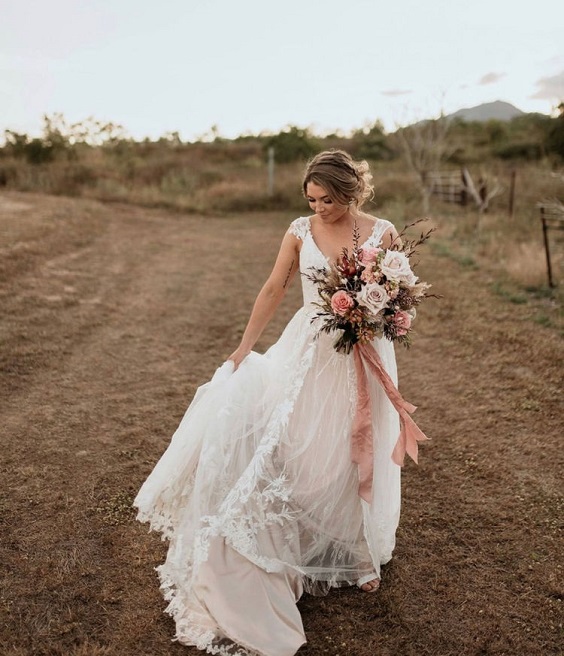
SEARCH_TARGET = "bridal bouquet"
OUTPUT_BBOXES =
[306,221,433,354]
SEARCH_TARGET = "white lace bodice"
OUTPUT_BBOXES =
[288,215,394,311]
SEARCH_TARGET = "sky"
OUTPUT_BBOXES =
[1,0,563,141]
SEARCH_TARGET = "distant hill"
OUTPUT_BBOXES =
[448,101,525,122]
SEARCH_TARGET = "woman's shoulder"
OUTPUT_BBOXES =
[363,212,394,229]
[362,213,395,236]
[361,213,396,247]
[288,216,311,241]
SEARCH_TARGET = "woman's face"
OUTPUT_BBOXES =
[306,182,350,224]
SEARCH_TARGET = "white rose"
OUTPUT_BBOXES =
[380,250,417,285]
[357,283,389,317]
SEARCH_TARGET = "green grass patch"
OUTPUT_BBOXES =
[524,285,560,300]
[533,314,552,327]
[490,282,528,305]
[430,241,478,269]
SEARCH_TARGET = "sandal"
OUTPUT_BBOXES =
[356,574,380,593]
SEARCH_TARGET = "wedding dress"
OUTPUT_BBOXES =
[134,216,401,656]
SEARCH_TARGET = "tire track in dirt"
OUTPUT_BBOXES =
[1,192,562,655]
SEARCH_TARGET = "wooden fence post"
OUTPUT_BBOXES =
[460,169,467,206]
[539,202,564,287]
[541,208,554,287]
[508,169,516,220]
[267,147,275,197]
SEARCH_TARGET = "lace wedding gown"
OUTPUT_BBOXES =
[134,216,401,656]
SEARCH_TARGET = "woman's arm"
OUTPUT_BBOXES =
[227,230,301,369]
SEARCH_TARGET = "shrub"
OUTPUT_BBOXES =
[494,142,543,160]
[546,110,564,159]
[349,123,395,161]
[265,126,320,163]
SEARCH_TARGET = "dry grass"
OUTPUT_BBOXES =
[380,162,564,323]
[1,190,562,655]
[503,242,556,287]
[2,141,563,296]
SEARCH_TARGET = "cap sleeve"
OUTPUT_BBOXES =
[288,216,310,241]
[371,218,396,246]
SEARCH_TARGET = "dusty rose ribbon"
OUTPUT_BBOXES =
[352,342,429,502]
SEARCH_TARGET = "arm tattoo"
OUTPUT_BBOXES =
[282,259,295,289]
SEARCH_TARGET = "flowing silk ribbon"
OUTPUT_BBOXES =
[351,342,429,503]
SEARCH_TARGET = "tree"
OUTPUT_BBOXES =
[393,115,452,212]
[546,102,564,159]
[4,128,59,164]
[3,113,130,164]
[265,126,320,163]
[350,121,394,161]
[461,168,503,214]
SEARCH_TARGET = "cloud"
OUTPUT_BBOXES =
[530,70,564,100]
[381,89,412,97]
[478,72,506,86]
[540,55,564,68]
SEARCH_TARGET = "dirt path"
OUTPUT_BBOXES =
[1,192,562,656]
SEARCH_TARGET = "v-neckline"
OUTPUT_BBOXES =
[306,216,379,265]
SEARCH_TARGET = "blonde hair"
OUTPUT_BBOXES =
[302,149,374,208]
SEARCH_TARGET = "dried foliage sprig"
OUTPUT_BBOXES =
[391,218,436,257]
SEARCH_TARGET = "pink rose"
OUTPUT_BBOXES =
[393,310,412,335]
[330,290,354,316]
[360,266,377,283]
[360,247,382,264]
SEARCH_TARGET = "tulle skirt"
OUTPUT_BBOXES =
[134,307,401,655]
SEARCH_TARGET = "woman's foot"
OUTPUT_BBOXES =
[356,576,380,593]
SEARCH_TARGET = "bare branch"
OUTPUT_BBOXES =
[462,168,505,213]
[393,115,454,212]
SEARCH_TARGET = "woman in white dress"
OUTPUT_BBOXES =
[134,150,403,656]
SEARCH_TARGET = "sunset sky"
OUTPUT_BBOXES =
[1,0,563,141]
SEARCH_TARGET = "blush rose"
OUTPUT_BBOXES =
[360,247,381,264]
[380,250,417,285]
[330,290,354,316]
[360,266,377,284]
[393,310,412,335]
[357,283,389,317]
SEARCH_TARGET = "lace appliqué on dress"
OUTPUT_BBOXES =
[291,215,394,252]
[366,218,394,249]
[155,333,318,653]
[288,216,310,241]
[194,338,317,571]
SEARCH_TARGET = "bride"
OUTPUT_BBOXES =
[134,150,404,656]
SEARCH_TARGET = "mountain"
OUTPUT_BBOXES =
[448,101,525,122]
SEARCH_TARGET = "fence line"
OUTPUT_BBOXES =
[538,202,564,287]
[427,170,467,205]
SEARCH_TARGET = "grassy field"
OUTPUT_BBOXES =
[0,188,562,655]
[2,135,563,295]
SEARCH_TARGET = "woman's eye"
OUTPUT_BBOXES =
[307,198,332,204]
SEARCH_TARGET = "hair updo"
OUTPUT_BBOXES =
[302,149,374,209]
